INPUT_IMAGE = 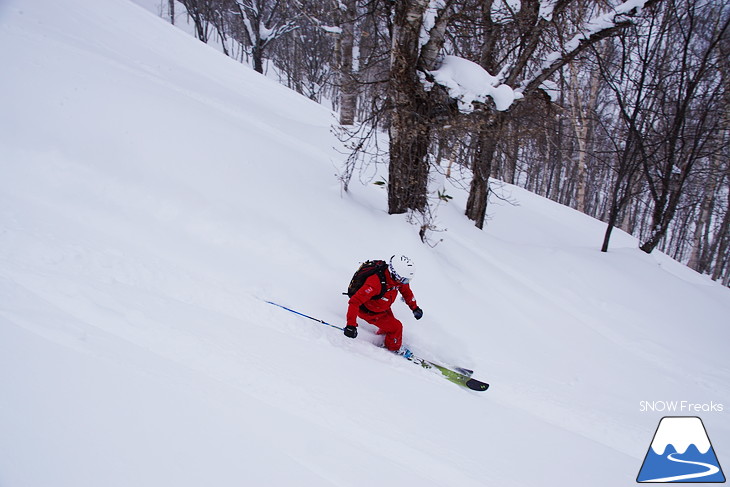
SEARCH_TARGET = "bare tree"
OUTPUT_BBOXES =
[636,0,729,253]
[179,0,221,42]
[231,0,299,73]
[594,10,665,252]
[456,0,663,228]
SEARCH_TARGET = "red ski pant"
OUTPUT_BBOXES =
[358,308,403,351]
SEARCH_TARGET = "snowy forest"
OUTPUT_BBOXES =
[170,0,728,285]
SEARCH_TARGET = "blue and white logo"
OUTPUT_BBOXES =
[637,416,725,483]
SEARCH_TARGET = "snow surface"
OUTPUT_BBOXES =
[1,0,729,486]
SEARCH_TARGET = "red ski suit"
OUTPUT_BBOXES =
[347,270,418,351]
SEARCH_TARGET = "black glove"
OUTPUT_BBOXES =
[412,307,423,320]
[344,325,358,338]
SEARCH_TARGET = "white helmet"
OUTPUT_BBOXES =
[389,255,415,284]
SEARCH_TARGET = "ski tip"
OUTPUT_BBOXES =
[466,379,489,392]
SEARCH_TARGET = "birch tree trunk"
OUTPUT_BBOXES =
[569,61,600,213]
[338,0,357,125]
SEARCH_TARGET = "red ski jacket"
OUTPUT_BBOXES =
[346,270,418,327]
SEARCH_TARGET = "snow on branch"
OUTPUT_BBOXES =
[320,25,343,34]
[233,0,299,47]
[520,0,658,96]
[261,19,298,45]
[427,55,517,112]
[539,0,558,21]
[420,0,447,48]
[233,1,258,46]
[419,0,453,71]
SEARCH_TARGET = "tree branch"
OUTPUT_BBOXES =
[520,0,664,96]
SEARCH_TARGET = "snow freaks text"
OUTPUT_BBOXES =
[639,401,724,413]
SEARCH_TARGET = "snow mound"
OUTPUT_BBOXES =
[430,55,516,111]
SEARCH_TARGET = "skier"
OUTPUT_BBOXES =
[343,255,423,352]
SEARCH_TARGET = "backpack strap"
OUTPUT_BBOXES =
[372,267,388,301]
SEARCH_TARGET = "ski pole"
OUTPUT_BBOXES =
[264,300,344,331]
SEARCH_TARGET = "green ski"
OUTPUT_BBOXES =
[400,351,489,392]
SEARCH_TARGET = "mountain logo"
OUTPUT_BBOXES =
[637,416,725,483]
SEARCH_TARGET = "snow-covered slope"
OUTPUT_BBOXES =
[1,0,728,486]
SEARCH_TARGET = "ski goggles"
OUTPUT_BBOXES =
[391,270,411,285]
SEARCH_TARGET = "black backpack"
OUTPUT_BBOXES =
[346,260,388,300]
